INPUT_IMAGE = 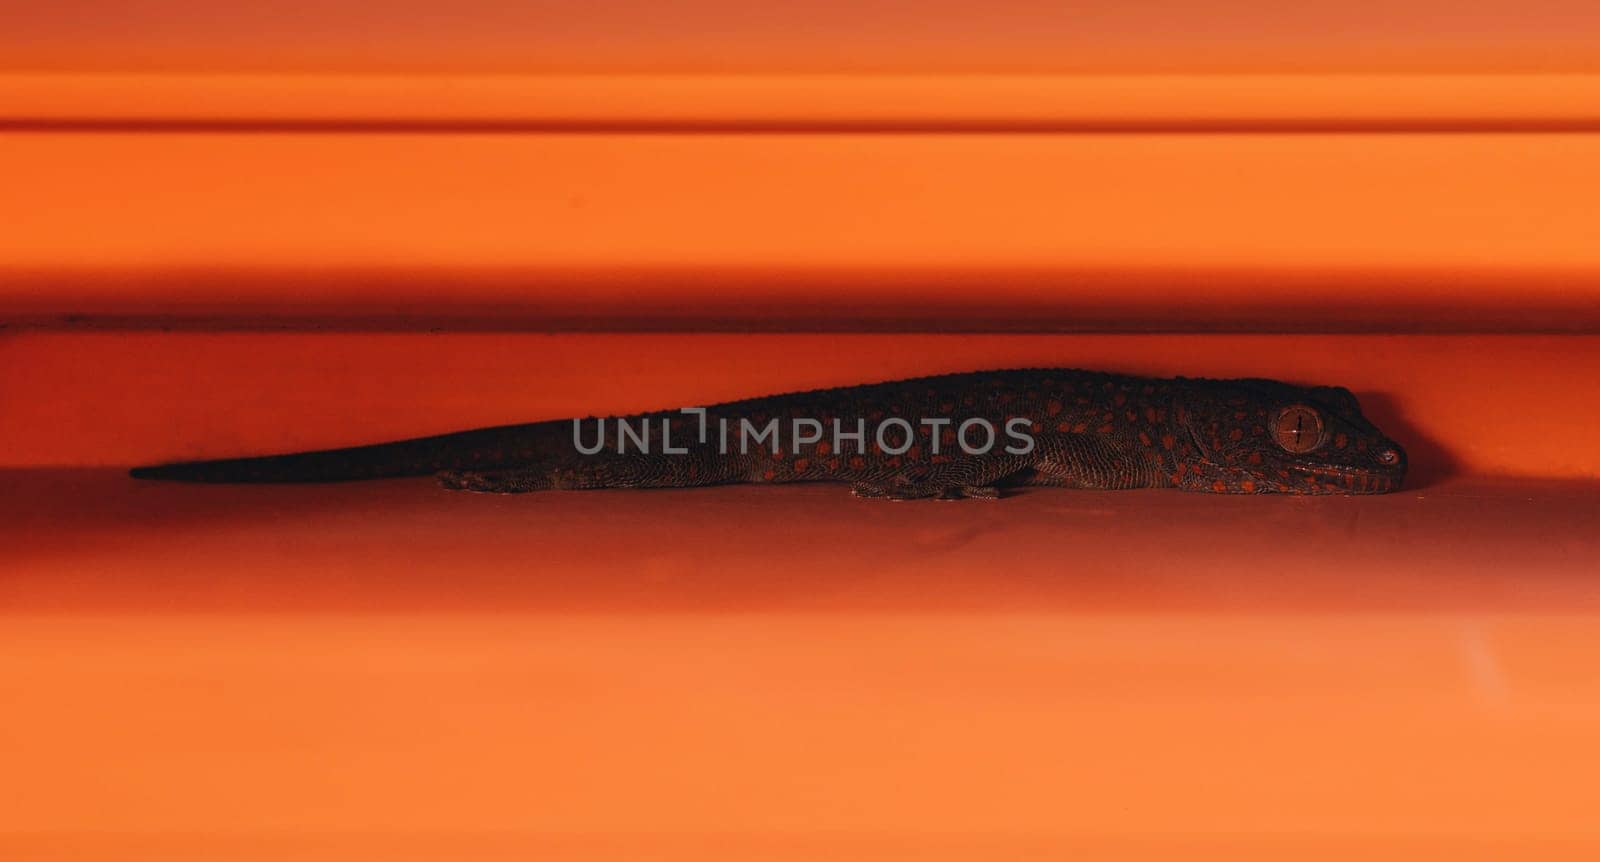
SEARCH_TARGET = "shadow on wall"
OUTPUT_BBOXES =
[1357,390,1460,489]
[8,264,1600,333]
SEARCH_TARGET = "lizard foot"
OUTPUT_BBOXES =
[851,456,1028,500]
[436,469,550,493]
[852,482,1002,501]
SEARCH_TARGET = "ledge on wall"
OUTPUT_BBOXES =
[7,469,1597,613]
[5,74,1600,333]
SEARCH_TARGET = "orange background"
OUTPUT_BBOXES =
[5,129,1600,330]
[6,0,1600,73]
[4,4,1600,860]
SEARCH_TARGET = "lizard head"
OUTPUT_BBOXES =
[1173,378,1406,494]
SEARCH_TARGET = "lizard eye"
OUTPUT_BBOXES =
[1272,405,1325,454]
[1377,449,1400,465]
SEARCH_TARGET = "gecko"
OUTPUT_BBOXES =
[130,368,1407,497]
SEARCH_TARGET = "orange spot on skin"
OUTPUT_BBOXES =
[827,458,840,471]
[816,441,831,456]
[1138,432,1152,447]
[1248,451,1263,465]
[1071,422,1088,433]
[793,458,810,472]
[1046,400,1063,416]
[1240,480,1256,493]
[762,469,776,481]
[1175,463,1188,476]
[849,456,865,470]
[906,445,923,461]
[1113,392,1127,406]
[1056,421,1073,433]
[1212,480,1227,493]
[1161,434,1175,450]
[1145,407,1158,423]
[1096,424,1114,434]
[1229,428,1243,442]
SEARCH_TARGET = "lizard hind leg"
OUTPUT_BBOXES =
[436,457,646,494]
[850,455,1027,501]
[440,452,730,494]
[436,467,555,494]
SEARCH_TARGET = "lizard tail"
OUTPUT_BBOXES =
[129,423,551,483]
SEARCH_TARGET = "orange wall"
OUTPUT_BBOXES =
[4,332,1597,481]
[5,131,1600,331]
[6,0,1600,73]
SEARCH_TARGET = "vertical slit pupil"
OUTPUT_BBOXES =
[1276,407,1321,453]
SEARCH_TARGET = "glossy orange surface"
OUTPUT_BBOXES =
[5,130,1600,330]
[5,0,1600,74]
[5,607,1599,861]
[4,473,1599,861]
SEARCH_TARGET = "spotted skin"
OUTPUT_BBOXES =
[130,369,1408,497]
